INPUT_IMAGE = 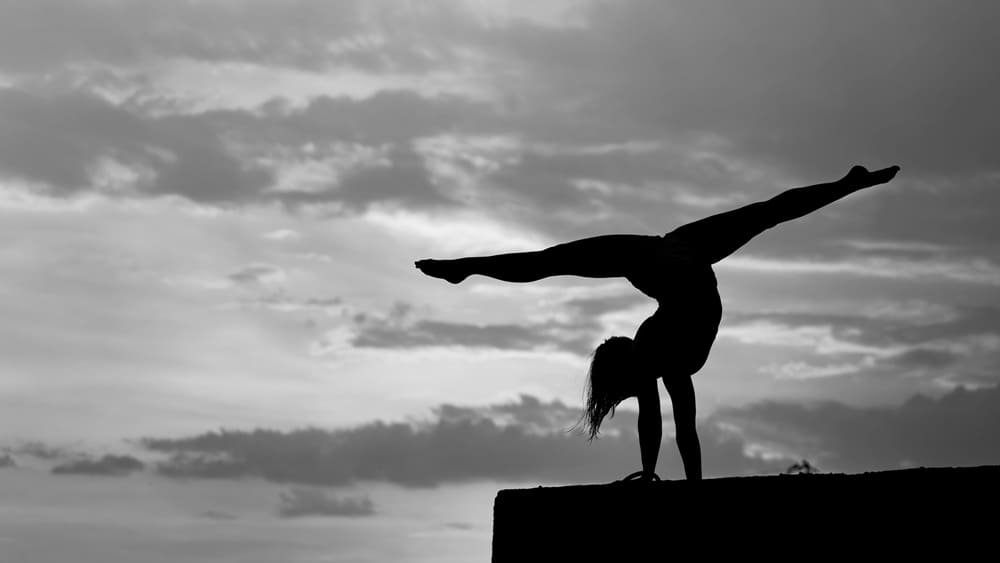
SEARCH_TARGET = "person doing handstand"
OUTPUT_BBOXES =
[416,165,901,481]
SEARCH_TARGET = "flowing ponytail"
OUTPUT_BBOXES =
[580,335,634,440]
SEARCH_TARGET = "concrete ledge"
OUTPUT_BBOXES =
[493,466,999,561]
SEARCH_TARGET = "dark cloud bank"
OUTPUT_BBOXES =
[3,440,75,461]
[0,442,142,474]
[51,454,145,476]
[3,1,999,240]
[141,395,773,486]
[139,386,1000,487]
[715,385,1000,473]
[726,303,1000,385]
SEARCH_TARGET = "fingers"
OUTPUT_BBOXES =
[620,470,661,482]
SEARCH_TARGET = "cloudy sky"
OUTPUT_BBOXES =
[1,0,999,560]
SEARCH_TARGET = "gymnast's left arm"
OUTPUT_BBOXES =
[637,377,662,479]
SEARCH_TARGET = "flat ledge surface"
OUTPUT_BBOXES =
[493,466,1000,561]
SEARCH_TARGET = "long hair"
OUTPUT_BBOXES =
[580,335,634,440]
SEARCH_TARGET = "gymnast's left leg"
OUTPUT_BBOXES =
[416,234,658,284]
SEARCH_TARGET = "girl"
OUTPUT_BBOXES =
[416,165,900,480]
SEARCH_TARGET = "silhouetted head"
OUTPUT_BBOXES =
[581,335,636,440]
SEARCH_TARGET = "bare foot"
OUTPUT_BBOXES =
[844,164,901,187]
[869,165,901,185]
[415,259,468,284]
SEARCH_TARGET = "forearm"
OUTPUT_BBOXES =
[638,410,661,475]
[666,376,702,480]
[675,426,702,480]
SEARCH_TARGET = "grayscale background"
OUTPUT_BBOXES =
[0,1,997,561]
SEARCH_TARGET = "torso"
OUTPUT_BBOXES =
[627,236,723,381]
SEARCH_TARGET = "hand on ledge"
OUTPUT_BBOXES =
[619,470,662,483]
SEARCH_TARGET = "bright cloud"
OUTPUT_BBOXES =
[719,254,1000,286]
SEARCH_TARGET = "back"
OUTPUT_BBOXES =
[626,234,718,303]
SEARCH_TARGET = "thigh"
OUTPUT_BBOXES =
[667,201,778,264]
[542,234,661,278]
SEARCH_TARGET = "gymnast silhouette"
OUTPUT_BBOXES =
[416,164,901,481]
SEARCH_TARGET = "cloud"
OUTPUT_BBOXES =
[891,348,962,370]
[198,510,239,521]
[0,88,272,201]
[0,453,15,468]
[712,384,1000,472]
[350,294,650,356]
[354,318,511,349]
[237,292,344,314]
[141,395,782,487]
[718,254,1000,286]
[360,206,548,255]
[227,264,286,286]
[469,0,1000,246]
[51,454,145,476]
[410,132,780,240]
[760,361,867,381]
[480,138,762,220]
[262,229,302,241]
[0,87,482,211]
[0,2,997,486]
[725,304,1000,348]
[721,320,898,358]
[276,487,375,518]
[316,144,450,210]
[497,0,1000,178]
[4,441,73,461]
[715,304,1000,391]
[4,1,1000,222]
[561,293,649,318]
[4,0,997,257]
[140,385,1000,486]
[835,239,950,255]
[267,90,495,148]
[0,0,368,73]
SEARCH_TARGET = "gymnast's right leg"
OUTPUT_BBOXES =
[669,165,900,264]
[415,234,655,284]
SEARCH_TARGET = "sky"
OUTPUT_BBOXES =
[1,0,999,561]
